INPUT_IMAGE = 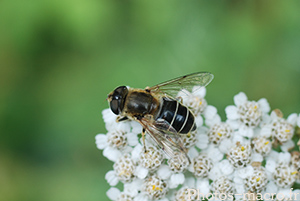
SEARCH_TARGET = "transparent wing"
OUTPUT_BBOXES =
[138,117,190,162]
[148,72,214,98]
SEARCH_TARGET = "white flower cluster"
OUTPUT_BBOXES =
[96,88,300,201]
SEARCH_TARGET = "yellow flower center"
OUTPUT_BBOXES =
[152,185,162,191]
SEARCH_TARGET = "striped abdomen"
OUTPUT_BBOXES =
[155,97,196,134]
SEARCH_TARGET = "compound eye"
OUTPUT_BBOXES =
[110,99,119,115]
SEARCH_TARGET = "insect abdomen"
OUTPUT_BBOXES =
[156,97,196,134]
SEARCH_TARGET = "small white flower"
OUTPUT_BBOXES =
[181,132,197,149]
[261,111,296,143]
[211,176,234,195]
[227,142,252,168]
[142,175,168,200]
[244,166,268,193]
[175,186,197,201]
[273,162,298,188]
[113,153,136,183]
[179,87,208,115]
[96,129,137,162]
[225,92,270,138]
[251,137,272,156]
[192,153,213,178]
[208,122,233,145]
[139,146,164,171]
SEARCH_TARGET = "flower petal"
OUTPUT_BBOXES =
[195,134,209,150]
[208,166,222,181]
[205,114,221,128]
[277,152,291,164]
[124,179,143,197]
[265,181,278,194]
[287,113,298,126]
[265,159,276,173]
[203,105,217,119]
[106,187,120,200]
[95,134,108,150]
[127,132,139,146]
[194,115,203,127]
[226,119,240,130]
[218,138,233,153]
[237,166,253,179]
[234,92,248,106]
[251,153,263,162]
[238,125,254,138]
[103,146,122,162]
[281,140,295,152]
[157,164,172,180]
[225,105,239,120]
[169,173,185,189]
[206,145,223,163]
[219,159,234,175]
[260,125,272,138]
[131,121,143,134]
[193,86,206,97]
[184,176,196,188]
[188,147,199,159]
[134,193,149,201]
[196,178,210,195]
[105,170,119,186]
[258,98,270,113]
[134,165,149,179]
[131,144,143,163]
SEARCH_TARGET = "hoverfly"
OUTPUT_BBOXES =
[107,72,214,162]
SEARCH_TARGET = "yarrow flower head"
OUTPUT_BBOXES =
[96,88,300,200]
[225,92,270,138]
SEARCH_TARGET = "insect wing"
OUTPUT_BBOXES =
[148,72,214,98]
[138,117,189,161]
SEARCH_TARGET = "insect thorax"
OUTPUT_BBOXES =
[123,90,160,116]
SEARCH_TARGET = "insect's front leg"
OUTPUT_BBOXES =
[116,116,129,122]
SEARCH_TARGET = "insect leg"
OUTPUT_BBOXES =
[116,116,129,122]
[142,128,147,153]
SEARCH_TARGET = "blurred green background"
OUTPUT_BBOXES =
[0,0,299,200]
